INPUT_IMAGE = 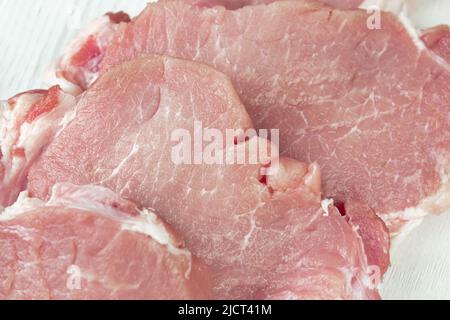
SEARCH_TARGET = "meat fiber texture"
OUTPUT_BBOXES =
[0,86,77,209]
[0,183,211,300]
[82,0,450,235]
[28,55,389,299]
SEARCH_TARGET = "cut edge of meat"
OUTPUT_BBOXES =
[1,183,198,272]
[383,176,450,237]
[343,199,391,275]
[421,25,450,66]
[46,183,190,257]
[0,87,77,209]
[44,12,131,95]
[382,148,449,236]
[27,53,390,299]
[0,183,213,300]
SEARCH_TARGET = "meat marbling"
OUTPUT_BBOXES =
[90,0,450,234]
[28,55,388,299]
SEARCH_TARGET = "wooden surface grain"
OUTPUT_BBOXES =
[0,0,449,300]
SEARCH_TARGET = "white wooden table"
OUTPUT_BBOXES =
[0,0,449,300]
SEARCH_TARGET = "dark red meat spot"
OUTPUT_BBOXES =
[106,11,131,24]
[334,200,347,217]
[70,35,102,70]
[25,86,60,123]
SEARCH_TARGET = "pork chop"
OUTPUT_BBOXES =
[0,183,211,300]
[94,0,450,234]
[28,55,389,299]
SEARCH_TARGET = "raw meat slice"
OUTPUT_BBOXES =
[173,0,362,9]
[96,0,450,234]
[28,55,389,299]
[47,0,356,91]
[421,25,450,65]
[322,0,362,8]
[0,183,211,300]
[172,0,281,10]
[0,86,76,209]
[46,12,130,95]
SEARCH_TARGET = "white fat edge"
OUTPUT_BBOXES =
[46,184,193,278]
[1,94,44,184]
[384,151,450,238]
[53,94,79,138]
[43,16,109,93]
[121,208,193,279]
[43,62,83,96]
[59,15,111,67]
[356,2,450,238]
[1,94,40,163]
[383,182,450,241]
[46,14,125,92]
[3,91,77,184]
[16,91,77,148]
[0,100,9,162]
[321,198,334,216]
[389,216,425,248]
[0,190,44,221]
[120,210,193,279]
[382,206,427,237]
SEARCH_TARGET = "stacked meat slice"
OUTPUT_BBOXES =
[49,0,450,234]
[28,55,389,299]
[0,184,211,299]
[97,0,449,234]
[1,53,388,299]
[1,0,448,300]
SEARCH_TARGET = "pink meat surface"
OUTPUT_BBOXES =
[28,55,387,299]
[421,25,450,65]
[95,0,450,234]
[319,0,362,8]
[0,86,77,209]
[0,183,211,300]
[169,0,362,9]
